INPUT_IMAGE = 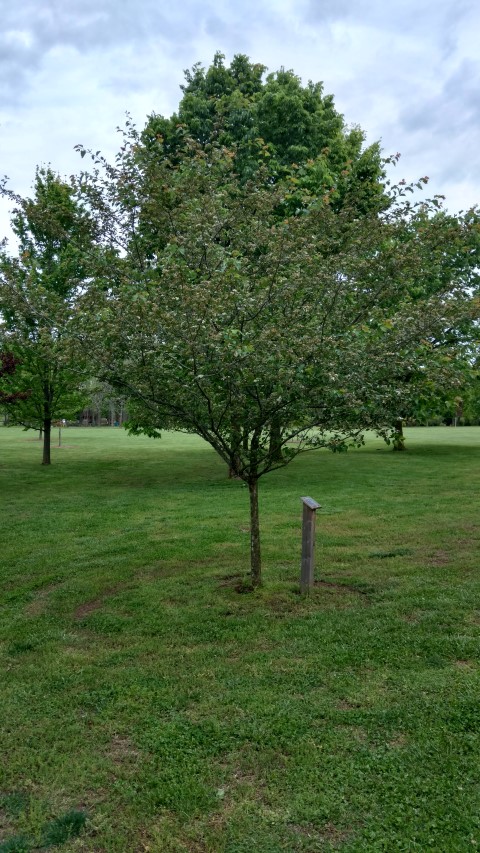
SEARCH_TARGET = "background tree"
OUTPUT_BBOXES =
[78,378,128,426]
[142,52,386,214]
[0,168,94,463]
[76,127,479,586]
[376,205,480,446]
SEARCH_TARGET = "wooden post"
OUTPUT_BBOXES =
[300,496,321,593]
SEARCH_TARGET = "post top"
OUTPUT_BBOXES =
[301,496,321,510]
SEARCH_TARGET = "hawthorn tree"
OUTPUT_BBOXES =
[76,126,479,586]
[143,54,389,467]
[143,54,479,462]
[0,168,94,463]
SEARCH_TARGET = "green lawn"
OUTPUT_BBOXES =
[1,426,480,852]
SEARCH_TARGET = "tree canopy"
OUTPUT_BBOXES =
[0,168,94,462]
[142,52,386,215]
[75,120,480,584]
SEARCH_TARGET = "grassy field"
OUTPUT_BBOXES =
[1,426,480,852]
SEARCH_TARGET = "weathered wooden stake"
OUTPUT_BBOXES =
[300,496,321,593]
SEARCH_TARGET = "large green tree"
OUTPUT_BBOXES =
[0,168,94,463]
[141,53,480,462]
[141,55,389,465]
[76,127,479,586]
[142,52,386,215]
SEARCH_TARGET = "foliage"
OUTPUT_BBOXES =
[142,51,386,214]
[76,124,479,584]
[0,168,94,462]
[0,351,29,404]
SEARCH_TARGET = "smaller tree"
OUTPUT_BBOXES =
[77,129,480,586]
[0,168,94,463]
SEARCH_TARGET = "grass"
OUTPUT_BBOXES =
[1,425,480,851]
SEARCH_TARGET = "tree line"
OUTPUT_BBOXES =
[1,53,479,584]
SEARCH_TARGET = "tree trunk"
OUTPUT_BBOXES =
[269,417,283,462]
[248,478,262,587]
[42,419,51,465]
[392,417,406,451]
[227,425,243,478]
[38,427,43,440]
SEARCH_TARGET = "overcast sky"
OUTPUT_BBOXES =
[1,0,479,239]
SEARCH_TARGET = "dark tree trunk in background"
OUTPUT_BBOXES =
[392,417,406,451]
[269,417,283,462]
[42,418,51,464]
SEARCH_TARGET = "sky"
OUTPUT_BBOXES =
[1,0,479,240]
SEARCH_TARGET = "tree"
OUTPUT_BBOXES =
[377,205,480,444]
[76,127,479,586]
[143,54,390,465]
[0,168,94,463]
[142,52,386,215]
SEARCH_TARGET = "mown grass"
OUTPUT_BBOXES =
[1,426,480,852]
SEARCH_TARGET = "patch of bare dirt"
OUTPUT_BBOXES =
[336,699,361,711]
[454,659,476,669]
[388,733,408,748]
[25,582,63,616]
[108,735,141,765]
[427,550,451,566]
[336,723,367,743]
[400,611,422,623]
[289,821,353,846]
[218,572,244,586]
[74,598,104,620]
[218,573,254,594]
[74,584,127,620]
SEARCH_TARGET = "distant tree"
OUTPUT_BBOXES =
[379,205,480,444]
[79,378,128,426]
[76,127,479,586]
[0,168,94,463]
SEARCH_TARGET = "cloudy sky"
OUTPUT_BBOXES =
[1,0,479,238]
